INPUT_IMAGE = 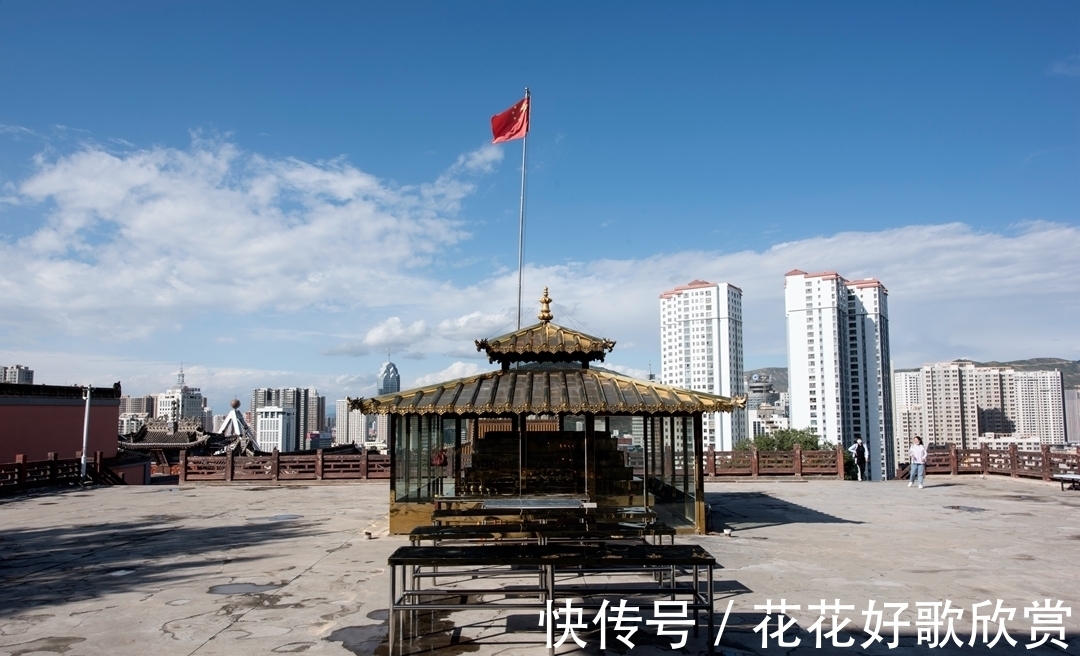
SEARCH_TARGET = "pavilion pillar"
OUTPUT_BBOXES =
[179,450,187,484]
[584,412,595,499]
[271,448,280,481]
[693,413,706,534]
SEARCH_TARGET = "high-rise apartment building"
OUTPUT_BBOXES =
[659,280,746,450]
[1065,387,1080,444]
[119,395,156,417]
[251,387,325,451]
[1,365,33,385]
[784,270,894,480]
[334,398,367,445]
[891,370,925,464]
[893,363,1067,457]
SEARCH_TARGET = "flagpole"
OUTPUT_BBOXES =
[515,87,530,330]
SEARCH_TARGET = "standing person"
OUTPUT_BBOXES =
[909,436,927,489]
[847,437,868,481]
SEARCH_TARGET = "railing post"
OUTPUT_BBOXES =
[981,444,989,476]
[835,443,845,480]
[48,452,58,483]
[315,449,324,480]
[750,447,759,477]
[707,446,715,477]
[361,449,369,479]
[94,451,103,480]
[179,450,188,484]
[793,444,803,478]
[15,454,26,488]
[225,451,234,482]
[271,449,280,481]
[1041,445,1051,481]
[1009,443,1018,478]
[949,444,958,476]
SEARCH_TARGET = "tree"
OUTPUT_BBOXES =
[735,428,825,451]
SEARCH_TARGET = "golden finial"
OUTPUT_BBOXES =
[538,287,553,323]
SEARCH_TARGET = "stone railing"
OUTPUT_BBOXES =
[180,449,390,483]
[705,444,845,479]
[896,444,1080,481]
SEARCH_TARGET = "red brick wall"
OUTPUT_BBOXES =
[0,400,119,463]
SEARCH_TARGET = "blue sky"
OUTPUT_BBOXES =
[1,1,1077,414]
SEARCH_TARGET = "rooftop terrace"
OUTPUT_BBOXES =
[0,476,1076,655]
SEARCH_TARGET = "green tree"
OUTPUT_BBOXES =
[735,428,826,451]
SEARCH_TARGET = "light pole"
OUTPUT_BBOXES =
[80,385,92,481]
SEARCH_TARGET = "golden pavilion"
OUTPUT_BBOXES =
[349,288,745,534]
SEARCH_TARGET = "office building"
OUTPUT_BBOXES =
[659,280,746,450]
[255,406,296,452]
[378,361,401,396]
[1,364,33,385]
[785,270,894,480]
[157,369,210,426]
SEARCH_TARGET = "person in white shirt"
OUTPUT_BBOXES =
[908,436,927,489]
[847,437,868,481]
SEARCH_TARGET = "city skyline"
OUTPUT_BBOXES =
[1,3,1077,412]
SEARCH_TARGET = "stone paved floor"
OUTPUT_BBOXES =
[0,475,1077,656]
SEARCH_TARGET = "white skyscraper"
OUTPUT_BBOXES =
[659,280,746,450]
[785,270,894,480]
[891,370,925,466]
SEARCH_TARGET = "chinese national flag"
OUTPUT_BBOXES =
[490,96,529,144]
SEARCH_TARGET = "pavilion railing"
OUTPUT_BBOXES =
[895,444,1080,481]
[704,444,845,479]
[180,449,391,483]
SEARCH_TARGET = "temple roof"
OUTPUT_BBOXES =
[474,288,616,365]
[351,367,746,416]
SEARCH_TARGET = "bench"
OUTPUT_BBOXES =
[1053,473,1080,491]
[387,542,716,656]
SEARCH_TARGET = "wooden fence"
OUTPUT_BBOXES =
[0,451,108,494]
[705,444,846,479]
[180,449,391,483]
[896,444,1080,481]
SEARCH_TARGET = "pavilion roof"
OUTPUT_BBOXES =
[474,287,616,365]
[475,321,616,365]
[351,366,745,416]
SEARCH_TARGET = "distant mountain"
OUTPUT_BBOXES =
[749,358,1079,393]
[745,367,788,393]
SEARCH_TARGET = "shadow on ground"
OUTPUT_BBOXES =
[0,502,323,614]
[705,491,863,532]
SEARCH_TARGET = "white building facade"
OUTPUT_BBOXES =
[255,406,296,452]
[1,365,34,385]
[334,398,367,446]
[784,270,894,480]
[659,280,746,450]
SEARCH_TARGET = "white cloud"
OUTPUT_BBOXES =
[0,137,497,339]
[412,361,488,388]
[436,310,515,340]
[1048,53,1080,77]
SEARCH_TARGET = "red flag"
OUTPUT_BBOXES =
[490,96,529,144]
